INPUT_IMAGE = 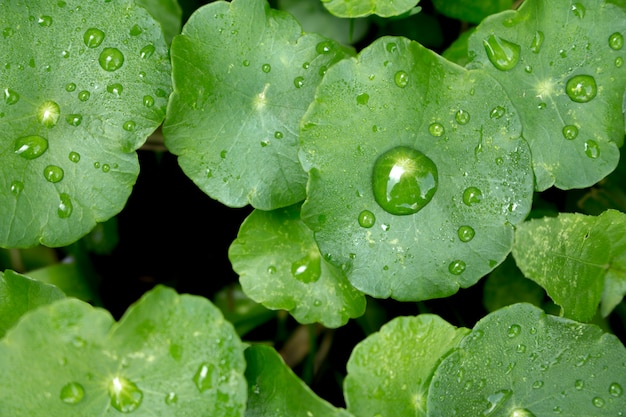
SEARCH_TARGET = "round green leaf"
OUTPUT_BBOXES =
[428,303,626,416]
[229,204,366,328]
[431,0,513,25]
[467,0,626,190]
[299,36,534,301]
[0,285,247,416]
[163,0,353,210]
[0,0,171,248]
[322,0,420,18]
[344,315,469,417]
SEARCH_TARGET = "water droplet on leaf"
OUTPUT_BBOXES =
[448,260,466,275]
[571,3,586,18]
[510,408,536,417]
[108,376,143,413]
[140,44,155,59]
[483,389,512,415]
[58,193,73,218]
[165,392,178,405]
[508,324,521,337]
[562,125,578,140]
[356,93,369,105]
[4,88,19,104]
[293,76,304,88]
[483,34,520,71]
[99,48,124,72]
[291,252,321,283]
[394,70,408,88]
[14,135,48,159]
[316,40,333,54]
[65,83,76,92]
[490,106,505,119]
[37,100,60,127]
[455,109,470,125]
[60,382,85,404]
[78,90,90,101]
[592,397,605,408]
[38,15,53,27]
[457,226,475,242]
[83,28,105,48]
[584,140,600,158]
[10,181,24,196]
[44,165,64,183]
[107,83,123,96]
[609,32,624,50]
[143,95,154,107]
[69,151,80,163]
[261,63,271,73]
[123,120,136,131]
[274,131,283,139]
[358,210,376,228]
[371,146,438,215]
[129,24,142,36]
[429,122,444,137]
[609,382,623,397]
[565,75,597,103]
[193,362,216,393]
[530,31,545,53]
[462,187,483,206]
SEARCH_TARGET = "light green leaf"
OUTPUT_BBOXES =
[512,209,626,322]
[322,0,420,18]
[0,0,171,248]
[136,0,182,45]
[467,0,626,190]
[245,344,353,417]
[163,0,353,210]
[0,285,247,416]
[428,303,626,416]
[229,204,366,328]
[0,269,65,338]
[299,36,534,301]
[432,0,513,24]
[344,315,469,417]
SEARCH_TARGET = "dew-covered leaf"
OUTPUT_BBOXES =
[163,0,353,210]
[467,0,626,191]
[0,0,171,248]
[344,315,469,417]
[428,303,626,417]
[321,0,420,18]
[245,344,354,417]
[299,36,534,301]
[513,209,626,322]
[0,269,65,338]
[0,285,247,417]
[431,0,513,24]
[229,204,366,328]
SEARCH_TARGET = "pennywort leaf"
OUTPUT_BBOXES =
[321,0,420,18]
[163,0,353,210]
[431,0,513,25]
[299,36,534,301]
[467,0,626,191]
[0,0,171,248]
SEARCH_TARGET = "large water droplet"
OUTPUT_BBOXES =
[371,146,438,215]
[483,34,520,71]
[455,109,470,125]
[530,31,544,53]
[60,382,85,404]
[193,362,216,393]
[358,210,376,228]
[429,123,445,137]
[609,382,623,397]
[83,28,105,48]
[584,140,600,159]
[462,187,483,206]
[394,71,408,88]
[99,48,124,72]
[58,193,73,218]
[4,88,20,105]
[108,376,143,413]
[510,408,536,417]
[291,252,322,283]
[565,75,597,103]
[609,32,624,50]
[38,100,60,127]
[140,44,155,59]
[44,165,64,183]
[448,260,466,275]
[457,226,475,242]
[562,125,578,140]
[14,135,48,159]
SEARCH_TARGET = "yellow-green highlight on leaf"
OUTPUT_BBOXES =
[512,209,626,322]
[322,0,420,18]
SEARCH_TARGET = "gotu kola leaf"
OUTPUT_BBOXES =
[467,0,626,191]
[428,303,626,417]
[512,209,626,322]
[0,0,171,248]
[0,285,247,416]
[163,0,353,210]
[299,36,534,301]
[321,0,420,18]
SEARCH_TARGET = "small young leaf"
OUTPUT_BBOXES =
[513,209,626,321]
[467,0,626,190]
[0,269,65,338]
[0,0,171,248]
[344,315,469,417]
[299,36,534,301]
[163,0,353,210]
[245,344,354,417]
[0,285,247,416]
[428,303,626,417]
[229,204,366,328]
[321,0,420,18]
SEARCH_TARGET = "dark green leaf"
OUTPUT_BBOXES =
[432,0,513,24]
[322,0,420,18]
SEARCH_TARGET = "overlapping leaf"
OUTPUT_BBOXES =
[0,0,171,248]
[321,0,420,18]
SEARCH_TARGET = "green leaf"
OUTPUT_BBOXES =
[0,0,171,248]
[512,210,626,322]
[135,0,182,45]
[299,36,534,301]
[244,344,354,417]
[213,283,277,336]
[0,285,247,416]
[0,269,65,338]
[321,0,420,18]
[467,0,626,191]
[229,204,366,328]
[344,315,469,417]
[428,303,626,416]
[163,0,353,210]
[432,0,513,25]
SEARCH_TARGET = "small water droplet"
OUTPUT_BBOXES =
[483,34,520,71]
[448,260,466,275]
[316,40,334,54]
[165,392,178,405]
[516,344,526,353]
[123,120,136,131]
[318,65,328,76]
[592,397,605,408]
[65,114,82,126]
[60,382,85,404]
[356,93,369,105]
[99,48,124,72]
[10,181,24,196]
[61,50,70,58]
[616,57,624,67]
[58,193,73,218]
[455,109,470,125]
[508,324,522,337]
[260,140,269,147]
[394,70,409,88]
[261,63,271,73]
[107,83,123,96]
[483,389,512,415]
[609,382,623,397]
[102,164,110,173]
[274,131,283,139]
[584,140,600,158]
[69,151,80,163]
[143,95,154,107]
[65,83,76,92]
[14,135,49,159]
[371,146,438,215]
[78,90,90,101]
[609,32,624,50]
[108,376,143,413]
[83,28,105,48]
[490,106,505,119]
[44,165,64,183]
[457,225,475,242]
[562,125,578,140]
[313,299,322,307]
[575,380,584,390]
[565,75,597,103]
[358,210,376,228]
[386,42,397,53]
[267,265,276,274]
[38,15,53,27]
[220,150,227,159]
[429,122,445,137]
[129,24,142,36]
[462,187,483,206]
[530,31,544,53]
[193,362,216,393]
[532,380,544,389]
[4,88,19,105]
[293,76,304,88]
[140,44,155,59]
[571,3,586,18]
[3,27,15,38]
[291,252,322,283]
